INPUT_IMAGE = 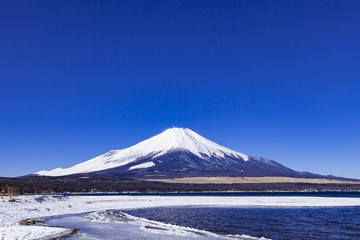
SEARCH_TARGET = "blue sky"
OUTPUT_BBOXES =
[1,0,359,178]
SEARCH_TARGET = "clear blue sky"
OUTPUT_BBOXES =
[1,0,359,178]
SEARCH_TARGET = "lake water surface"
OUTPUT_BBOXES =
[125,206,360,239]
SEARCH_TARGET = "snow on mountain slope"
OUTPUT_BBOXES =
[36,128,249,177]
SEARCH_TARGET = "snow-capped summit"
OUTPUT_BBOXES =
[125,127,249,160]
[36,127,307,178]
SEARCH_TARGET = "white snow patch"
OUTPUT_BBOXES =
[129,161,155,170]
[0,226,72,240]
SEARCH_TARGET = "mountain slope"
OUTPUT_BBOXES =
[36,128,320,179]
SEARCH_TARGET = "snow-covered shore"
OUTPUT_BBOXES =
[1,195,360,239]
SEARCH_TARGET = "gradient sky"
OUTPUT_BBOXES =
[1,0,359,178]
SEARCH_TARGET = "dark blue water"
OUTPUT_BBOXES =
[125,207,360,240]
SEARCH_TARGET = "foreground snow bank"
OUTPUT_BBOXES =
[1,195,360,239]
[0,226,72,240]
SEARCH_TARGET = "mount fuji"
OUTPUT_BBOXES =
[36,128,322,179]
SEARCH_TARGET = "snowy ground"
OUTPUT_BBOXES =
[1,195,360,239]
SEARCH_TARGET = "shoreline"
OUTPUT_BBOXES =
[2,195,360,239]
[44,211,267,240]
